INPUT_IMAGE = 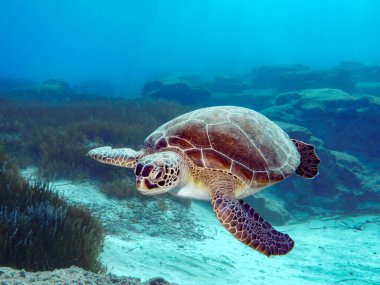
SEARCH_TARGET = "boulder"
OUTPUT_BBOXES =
[210,76,249,93]
[176,73,207,87]
[9,79,73,102]
[208,89,278,111]
[141,79,211,105]
[0,78,34,93]
[356,81,380,96]
[340,61,380,82]
[275,121,313,143]
[263,89,380,159]
[251,64,310,89]
[274,146,380,217]
[258,90,380,218]
[252,64,355,92]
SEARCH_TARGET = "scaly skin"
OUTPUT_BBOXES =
[88,146,143,168]
[209,176,294,256]
[194,170,295,256]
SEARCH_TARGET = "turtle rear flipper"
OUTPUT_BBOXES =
[292,139,320,179]
[210,188,294,256]
[88,146,142,168]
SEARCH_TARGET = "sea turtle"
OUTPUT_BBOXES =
[88,106,320,256]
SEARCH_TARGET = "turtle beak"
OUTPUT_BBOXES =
[136,176,168,195]
[136,176,152,193]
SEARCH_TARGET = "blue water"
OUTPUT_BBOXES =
[0,1,379,285]
[1,1,380,91]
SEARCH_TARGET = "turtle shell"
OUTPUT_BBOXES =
[144,106,300,187]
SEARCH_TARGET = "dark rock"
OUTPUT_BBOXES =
[141,80,211,105]
[252,64,355,92]
[340,61,367,70]
[251,64,310,89]
[356,81,380,96]
[42,79,72,93]
[0,266,177,285]
[276,146,380,216]
[259,90,380,217]
[7,79,74,102]
[340,61,380,82]
[275,121,312,142]
[0,78,34,93]
[208,89,278,111]
[210,76,249,93]
[142,81,163,96]
[144,277,173,285]
[176,73,206,87]
[263,88,380,160]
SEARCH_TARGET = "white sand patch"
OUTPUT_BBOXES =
[102,202,379,285]
[18,170,380,285]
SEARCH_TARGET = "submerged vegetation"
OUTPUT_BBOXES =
[100,177,139,199]
[0,148,105,272]
[0,96,191,180]
[0,88,203,242]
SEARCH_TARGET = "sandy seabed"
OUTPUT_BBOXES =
[11,172,380,285]
[101,207,379,285]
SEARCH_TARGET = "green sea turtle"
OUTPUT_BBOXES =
[88,106,320,256]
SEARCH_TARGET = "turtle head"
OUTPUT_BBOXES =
[135,151,183,195]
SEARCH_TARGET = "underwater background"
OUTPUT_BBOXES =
[0,1,379,285]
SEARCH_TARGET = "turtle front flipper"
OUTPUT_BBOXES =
[88,146,143,168]
[210,189,294,256]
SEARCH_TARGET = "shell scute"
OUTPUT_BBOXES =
[231,161,253,182]
[191,108,230,124]
[203,149,232,169]
[184,149,204,167]
[167,137,194,149]
[170,120,210,148]
[253,172,270,187]
[269,170,285,182]
[154,138,168,150]
[145,131,164,149]
[208,122,268,171]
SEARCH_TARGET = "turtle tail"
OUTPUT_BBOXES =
[292,139,320,179]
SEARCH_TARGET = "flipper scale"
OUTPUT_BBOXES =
[88,146,142,168]
[211,189,294,256]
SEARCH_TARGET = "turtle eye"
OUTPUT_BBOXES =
[150,168,163,181]
[135,163,143,176]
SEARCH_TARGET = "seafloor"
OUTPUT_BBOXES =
[0,63,379,284]
[6,172,380,285]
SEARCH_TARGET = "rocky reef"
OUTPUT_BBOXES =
[0,266,176,285]
[141,78,211,105]
[251,64,355,92]
[265,88,380,160]
[7,79,74,102]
